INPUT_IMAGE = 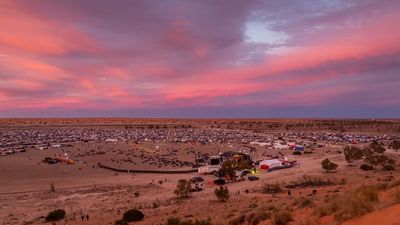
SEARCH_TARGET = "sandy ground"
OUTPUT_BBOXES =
[0,147,377,225]
[0,124,399,225]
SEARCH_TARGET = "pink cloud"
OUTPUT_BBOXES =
[0,0,399,117]
[0,1,100,55]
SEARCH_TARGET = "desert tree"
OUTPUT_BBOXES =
[214,186,230,202]
[343,146,363,165]
[369,141,386,154]
[174,179,192,198]
[220,160,236,180]
[365,154,395,169]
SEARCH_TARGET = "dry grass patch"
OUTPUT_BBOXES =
[393,188,400,203]
[229,208,271,225]
[271,207,293,225]
[298,216,321,225]
[294,197,314,208]
[314,185,380,222]
[261,183,283,194]
[285,175,336,188]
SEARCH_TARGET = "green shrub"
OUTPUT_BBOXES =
[45,209,65,221]
[114,220,129,225]
[123,208,144,222]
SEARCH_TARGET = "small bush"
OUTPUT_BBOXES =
[293,151,302,155]
[166,217,181,225]
[214,186,230,201]
[249,203,258,208]
[246,212,270,225]
[271,208,293,225]
[114,220,129,225]
[262,183,282,194]
[294,197,314,208]
[360,164,374,171]
[389,140,400,150]
[46,209,65,221]
[383,164,395,171]
[123,208,144,222]
[321,158,338,172]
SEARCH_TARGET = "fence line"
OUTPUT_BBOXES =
[98,163,198,174]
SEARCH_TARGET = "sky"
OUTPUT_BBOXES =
[0,0,399,118]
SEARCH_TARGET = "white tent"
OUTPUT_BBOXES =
[259,159,283,170]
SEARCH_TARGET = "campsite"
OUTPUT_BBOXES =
[1,118,400,225]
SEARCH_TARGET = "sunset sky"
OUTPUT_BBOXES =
[0,0,399,118]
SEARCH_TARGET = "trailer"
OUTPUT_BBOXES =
[198,165,221,174]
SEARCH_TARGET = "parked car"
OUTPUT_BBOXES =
[247,176,260,181]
